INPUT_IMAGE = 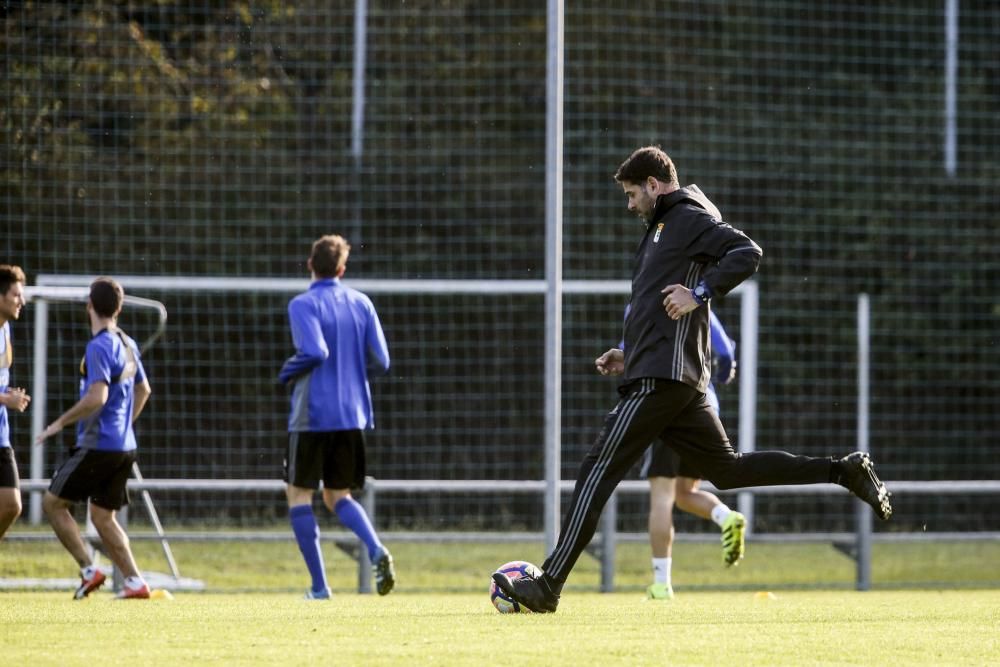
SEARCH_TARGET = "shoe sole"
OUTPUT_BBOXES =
[722,514,746,567]
[859,453,893,520]
[116,592,151,600]
[490,573,555,613]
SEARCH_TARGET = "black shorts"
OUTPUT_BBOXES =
[638,384,721,480]
[284,430,367,491]
[639,439,703,479]
[0,447,19,488]
[48,448,136,511]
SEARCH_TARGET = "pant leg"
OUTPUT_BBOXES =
[543,379,693,583]
[665,393,833,489]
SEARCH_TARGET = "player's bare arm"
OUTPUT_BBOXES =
[132,379,152,423]
[595,348,624,376]
[661,284,700,320]
[0,387,31,412]
[36,382,108,443]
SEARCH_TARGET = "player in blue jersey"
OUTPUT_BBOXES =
[37,277,153,599]
[0,265,31,540]
[279,234,395,599]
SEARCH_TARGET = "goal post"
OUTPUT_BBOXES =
[29,273,759,539]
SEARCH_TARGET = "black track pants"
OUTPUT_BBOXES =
[542,378,833,583]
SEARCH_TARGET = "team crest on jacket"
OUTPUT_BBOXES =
[653,223,664,243]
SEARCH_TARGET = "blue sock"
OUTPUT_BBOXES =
[289,505,327,593]
[334,497,382,561]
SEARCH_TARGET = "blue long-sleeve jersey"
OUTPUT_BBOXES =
[708,310,736,387]
[279,278,390,432]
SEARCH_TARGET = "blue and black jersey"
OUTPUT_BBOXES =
[280,277,390,432]
[77,328,146,452]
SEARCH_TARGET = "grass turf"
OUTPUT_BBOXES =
[3,534,999,592]
[1,590,997,665]
[3,533,997,664]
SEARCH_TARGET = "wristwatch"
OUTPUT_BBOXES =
[692,282,712,305]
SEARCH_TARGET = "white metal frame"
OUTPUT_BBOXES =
[31,274,759,538]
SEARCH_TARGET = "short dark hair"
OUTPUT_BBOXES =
[0,265,26,296]
[614,145,679,187]
[310,235,351,278]
[89,277,124,318]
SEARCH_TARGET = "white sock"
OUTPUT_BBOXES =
[124,576,146,589]
[652,557,672,586]
[80,565,98,579]
[711,504,732,527]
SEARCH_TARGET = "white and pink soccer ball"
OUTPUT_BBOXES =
[489,560,542,613]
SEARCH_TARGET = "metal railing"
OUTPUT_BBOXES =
[13,477,999,592]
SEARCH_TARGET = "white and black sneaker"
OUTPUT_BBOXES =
[838,452,892,520]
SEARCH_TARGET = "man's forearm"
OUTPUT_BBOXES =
[51,395,104,430]
[132,383,151,422]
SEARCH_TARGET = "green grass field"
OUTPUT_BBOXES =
[2,590,997,665]
[2,534,999,664]
[4,532,1000,592]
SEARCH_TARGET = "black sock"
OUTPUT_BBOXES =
[828,457,844,485]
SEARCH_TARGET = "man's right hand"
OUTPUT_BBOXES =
[595,348,625,376]
[1,387,31,412]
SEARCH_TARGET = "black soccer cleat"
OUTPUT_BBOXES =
[491,571,560,613]
[839,452,892,520]
[373,546,396,596]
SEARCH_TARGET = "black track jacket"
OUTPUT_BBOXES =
[622,184,762,392]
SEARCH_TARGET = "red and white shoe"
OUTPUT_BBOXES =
[116,580,151,600]
[73,568,107,600]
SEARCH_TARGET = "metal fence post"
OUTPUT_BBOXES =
[856,293,872,590]
[29,299,49,525]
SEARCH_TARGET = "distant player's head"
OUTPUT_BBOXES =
[614,146,679,222]
[0,264,27,323]
[89,277,125,319]
[308,234,351,279]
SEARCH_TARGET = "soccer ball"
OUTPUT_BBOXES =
[490,560,542,613]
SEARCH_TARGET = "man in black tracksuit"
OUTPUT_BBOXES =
[494,146,892,613]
